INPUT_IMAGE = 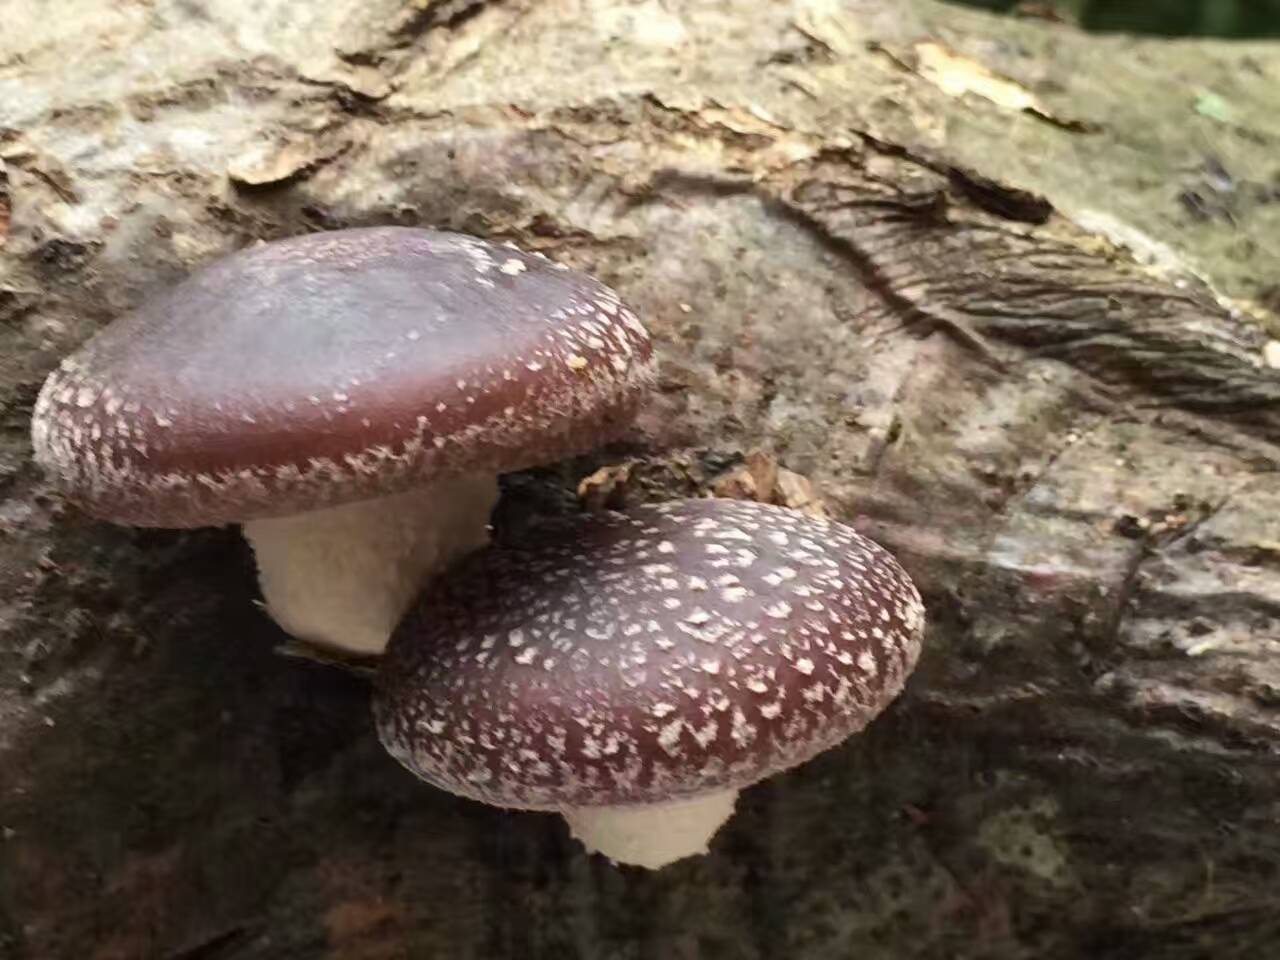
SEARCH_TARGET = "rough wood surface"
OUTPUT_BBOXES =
[2,2,1278,958]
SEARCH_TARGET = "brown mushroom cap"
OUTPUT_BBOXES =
[31,228,654,527]
[375,498,925,809]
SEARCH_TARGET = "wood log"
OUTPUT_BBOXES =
[1,2,1278,957]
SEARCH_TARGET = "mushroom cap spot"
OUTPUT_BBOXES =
[375,498,925,809]
[30,227,654,527]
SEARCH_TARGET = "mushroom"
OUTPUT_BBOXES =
[374,497,925,869]
[30,227,654,656]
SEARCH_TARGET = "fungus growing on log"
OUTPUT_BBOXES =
[375,498,925,869]
[30,227,654,655]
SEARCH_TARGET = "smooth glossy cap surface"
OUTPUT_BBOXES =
[375,498,925,809]
[31,228,654,526]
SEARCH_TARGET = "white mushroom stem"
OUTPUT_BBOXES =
[243,472,500,656]
[561,789,739,870]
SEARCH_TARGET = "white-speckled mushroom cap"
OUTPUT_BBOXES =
[30,227,654,527]
[374,498,925,809]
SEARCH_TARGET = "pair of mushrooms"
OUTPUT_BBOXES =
[31,227,925,869]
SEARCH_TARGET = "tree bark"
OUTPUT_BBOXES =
[1,1,1278,958]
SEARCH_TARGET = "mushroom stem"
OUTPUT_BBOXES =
[561,789,739,870]
[243,472,500,656]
